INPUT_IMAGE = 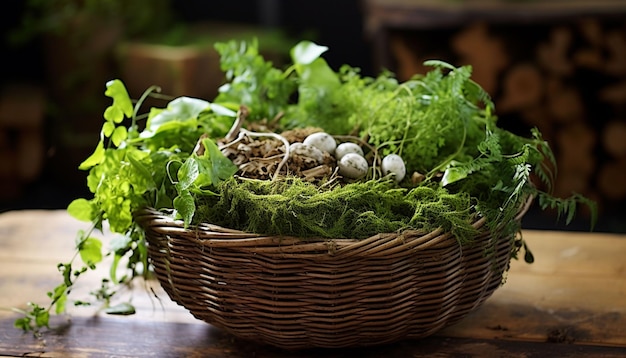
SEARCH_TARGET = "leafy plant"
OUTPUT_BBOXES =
[13,39,596,333]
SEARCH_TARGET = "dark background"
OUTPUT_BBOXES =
[0,1,621,233]
[0,0,374,209]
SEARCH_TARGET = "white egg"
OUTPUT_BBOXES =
[381,154,406,182]
[289,142,324,163]
[303,132,337,155]
[335,142,364,160]
[338,153,369,179]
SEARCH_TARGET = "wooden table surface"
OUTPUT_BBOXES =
[1,210,625,357]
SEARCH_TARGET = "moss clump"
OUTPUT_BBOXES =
[194,177,479,242]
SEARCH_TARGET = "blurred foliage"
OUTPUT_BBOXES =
[8,0,175,45]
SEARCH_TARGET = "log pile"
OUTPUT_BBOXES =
[386,17,626,222]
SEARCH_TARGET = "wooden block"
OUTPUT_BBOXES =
[556,122,596,170]
[498,63,544,112]
[546,79,584,122]
[116,42,224,101]
[536,26,574,76]
[389,35,427,80]
[451,22,509,95]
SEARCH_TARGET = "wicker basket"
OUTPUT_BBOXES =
[134,198,531,349]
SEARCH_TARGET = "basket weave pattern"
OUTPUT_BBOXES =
[135,203,529,349]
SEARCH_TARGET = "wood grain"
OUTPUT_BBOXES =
[1,210,625,356]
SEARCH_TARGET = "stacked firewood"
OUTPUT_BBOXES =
[387,17,626,219]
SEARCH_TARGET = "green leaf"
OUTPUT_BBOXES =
[209,102,237,117]
[297,57,340,88]
[523,242,535,264]
[441,166,467,187]
[78,237,103,269]
[78,140,105,170]
[110,253,121,284]
[144,97,211,133]
[14,317,32,331]
[154,181,174,210]
[105,79,133,119]
[67,198,95,222]
[177,157,200,191]
[104,105,125,124]
[291,40,329,65]
[58,263,73,287]
[110,234,132,254]
[173,189,195,227]
[126,151,155,191]
[423,59,457,71]
[48,283,68,314]
[105,302,136,315]
[202,138,238,185]
[111,126,128,147]
[35,310,50,328]
[54,291,67,315]
[102,121,116,137]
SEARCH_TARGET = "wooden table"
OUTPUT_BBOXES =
[1,210,625,357]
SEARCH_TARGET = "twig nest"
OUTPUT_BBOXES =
[303,132,337,155]
[338,152,369,179]
[335,142,364,160]
[381,154,406,182]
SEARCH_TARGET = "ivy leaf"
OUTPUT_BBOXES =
[173,189,195,226]
[176,157,200,191]
[201,138,238,185]
[78,237,103,269]
[47,283,68,314]
[35,309,50,328]
[67,198,95,222]
[53,290,67,315]
[14,317,32,331]
[154,180,174,210]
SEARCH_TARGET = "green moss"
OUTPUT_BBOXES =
[194,177,479,242]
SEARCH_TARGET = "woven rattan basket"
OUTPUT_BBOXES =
[135,198,532,349]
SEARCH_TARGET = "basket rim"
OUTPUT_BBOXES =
[134,195,532,258]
